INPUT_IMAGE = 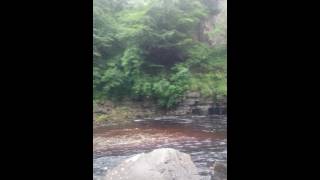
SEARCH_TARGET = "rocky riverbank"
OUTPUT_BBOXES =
[93,92,226,127]
[172,92,226,116]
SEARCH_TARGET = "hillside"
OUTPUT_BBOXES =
[93,0,227,110]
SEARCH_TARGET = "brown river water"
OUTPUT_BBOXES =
[93,115,227,180]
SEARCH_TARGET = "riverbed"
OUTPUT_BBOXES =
[93,115,227,180]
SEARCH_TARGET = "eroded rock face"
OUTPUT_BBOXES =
[171,91,227,116]
[104,148,201,180]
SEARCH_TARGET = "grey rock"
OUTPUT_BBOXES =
[104,148,201,180]
[186,92,201,98]
[197,105,212,111]
[183,99,199,106]
[212,161,227,180]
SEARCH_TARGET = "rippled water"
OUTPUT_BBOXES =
[93,115,227,180]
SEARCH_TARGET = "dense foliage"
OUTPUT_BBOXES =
[93,0,226,109]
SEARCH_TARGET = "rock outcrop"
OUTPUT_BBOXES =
[104,148,201,180]
[173,92,227,116]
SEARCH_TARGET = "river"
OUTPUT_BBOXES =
[93,115,227,180]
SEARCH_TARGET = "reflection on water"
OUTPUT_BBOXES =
[93,115,227,180]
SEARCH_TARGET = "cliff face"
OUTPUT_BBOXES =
[171,91,227,116]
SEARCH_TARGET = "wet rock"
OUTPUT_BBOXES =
[174,106,192,115]
[192,108,202,115]
[184,99,199,106]
[208,106,227,115]
[94,156,129,179]
[211,161,227,180]
[104,148,201,180]
[197,105,212,114]
[171,91,227,116]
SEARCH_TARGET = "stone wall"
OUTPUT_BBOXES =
[171,92,227,116]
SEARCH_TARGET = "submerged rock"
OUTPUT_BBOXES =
[211,161,227,180]
[104,148,201,180]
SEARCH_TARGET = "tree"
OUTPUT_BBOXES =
[93,0,227,109]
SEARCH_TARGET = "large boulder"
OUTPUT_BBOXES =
[104,148,201,180]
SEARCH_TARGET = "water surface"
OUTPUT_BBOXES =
[93,115,227,180]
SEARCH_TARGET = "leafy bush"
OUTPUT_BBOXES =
[139,66,188,108]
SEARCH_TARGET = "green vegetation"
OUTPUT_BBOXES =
[93,0,226,109]
[95,107,138,123]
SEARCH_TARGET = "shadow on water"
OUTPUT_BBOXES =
[93,115,227,180]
